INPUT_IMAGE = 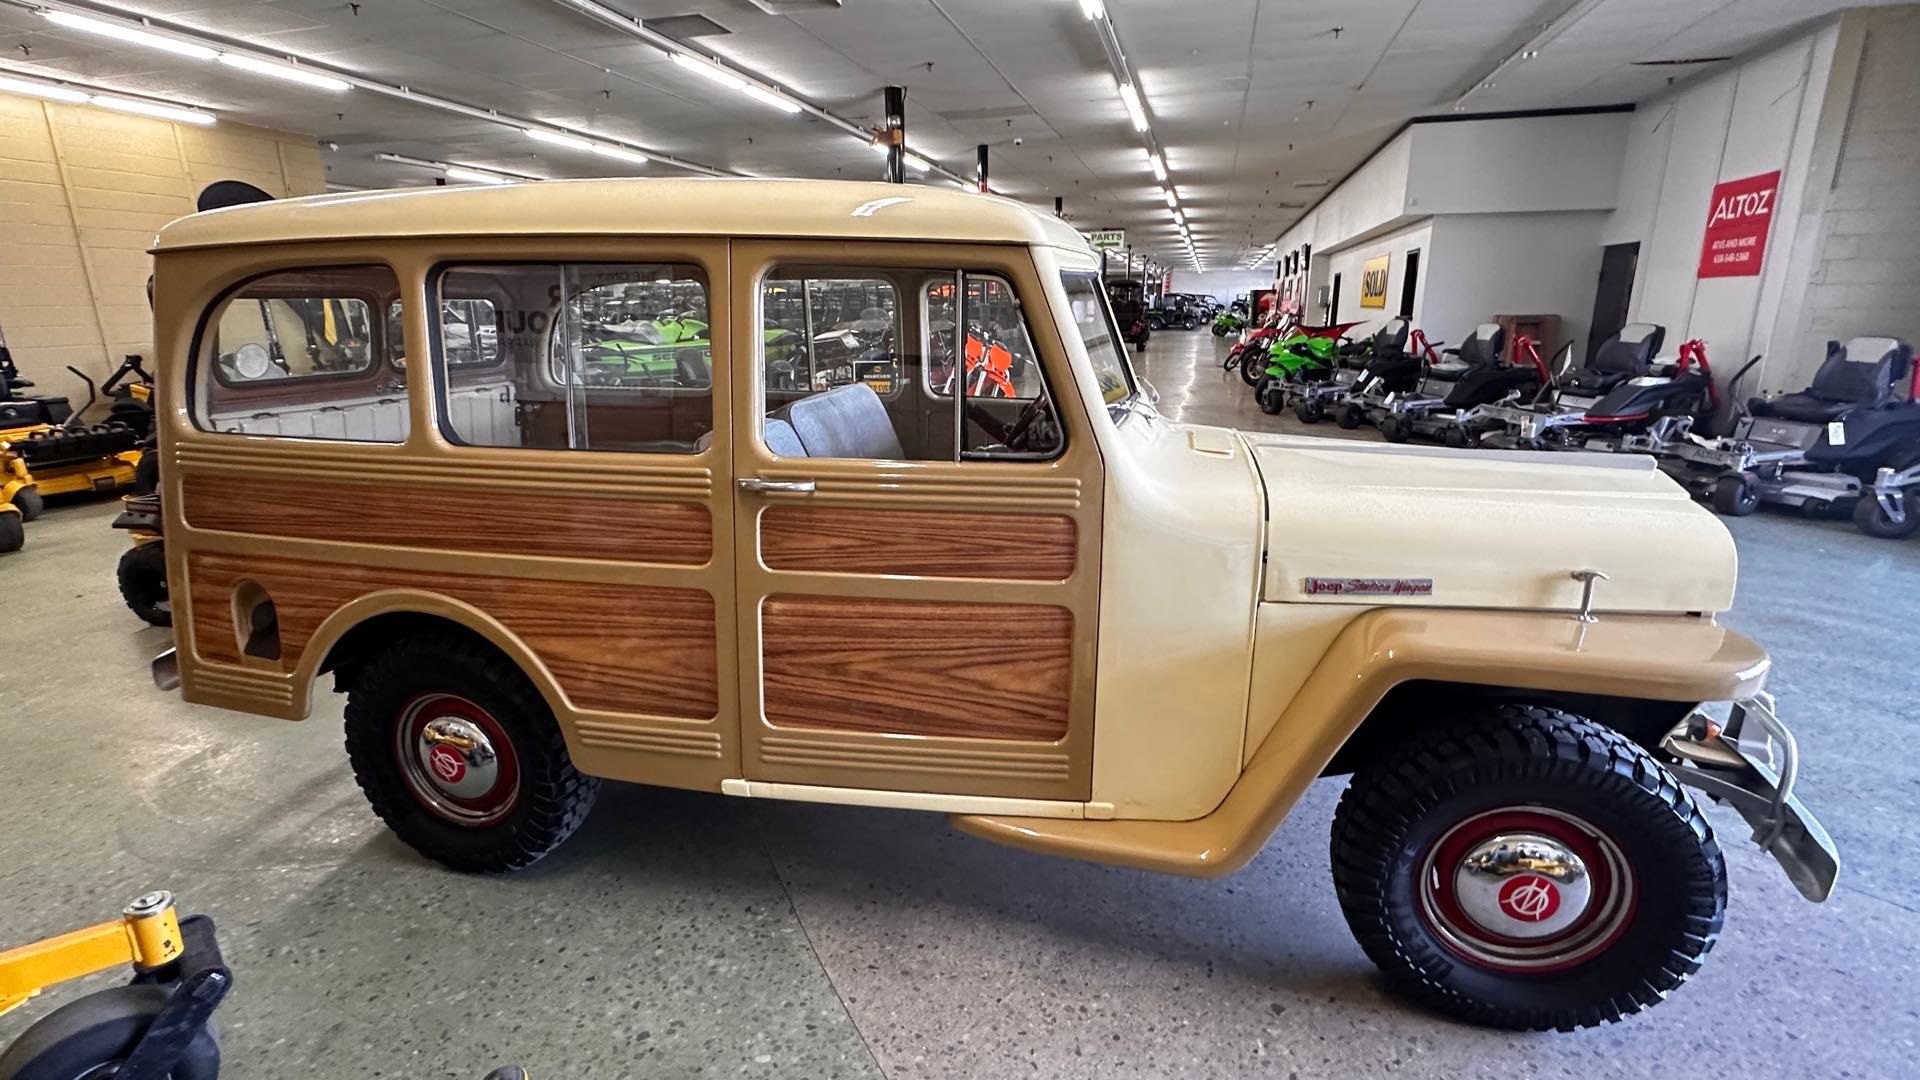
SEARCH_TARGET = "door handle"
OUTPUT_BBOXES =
[737,477,816,495]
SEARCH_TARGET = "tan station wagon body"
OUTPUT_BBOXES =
[148,178,1832,1029]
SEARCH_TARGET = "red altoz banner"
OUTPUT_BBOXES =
[1698,170,1781,278]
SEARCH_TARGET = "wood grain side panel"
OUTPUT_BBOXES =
[185,553,718,718]
[761,594,1071,740]
[760,506,1076,580]
[182,473,712,565]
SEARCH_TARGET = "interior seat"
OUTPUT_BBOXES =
[1751,336,1912,423]
[1567,323,1665,395]
[783,382,904,459]
[693,417,808,456]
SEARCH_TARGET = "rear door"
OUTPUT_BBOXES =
[728,240,1103,803]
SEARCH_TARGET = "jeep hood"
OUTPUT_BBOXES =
[1242,433,1737,614]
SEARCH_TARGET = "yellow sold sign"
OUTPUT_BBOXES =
[1360,254,1390,309]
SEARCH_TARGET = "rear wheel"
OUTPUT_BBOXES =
[1711,472,1759,516]
[1295,396,1325,424]
[0,984,219,1080]
[117,542,171,626]
[1337,404,1366,430]
[0,512,22,554]
[1331,705,1725,1031]
[344,632,599,872]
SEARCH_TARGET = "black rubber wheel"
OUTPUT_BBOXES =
[1331,705,1726,1031]
[1256,377,1284,415]
[1444,425,1475,449]
[0,512,22,554]
[0,984,219,1080]
[344,632,598,872]
[1337,404,1365,430]
[1295,397,1324,424]
[1381,416,1412,443]
[1711,473,1759,516]
[1240,353,1267,387]
[1854,487,1920,539]
[11,486,44,522]
[117,542,172,627]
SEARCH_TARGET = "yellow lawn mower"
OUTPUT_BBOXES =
[0,890,230,1079]
[0,345,152,553]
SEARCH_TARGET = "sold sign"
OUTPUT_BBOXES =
[1697,171,1780,278]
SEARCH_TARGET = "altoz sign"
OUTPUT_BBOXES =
[1697,171,1780,278]
[1086,229,1125,251]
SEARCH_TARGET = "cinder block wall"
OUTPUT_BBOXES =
[1796,6,1920,375]
[0,92,325,414]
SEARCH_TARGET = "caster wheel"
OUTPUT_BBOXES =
[1381,416,1412,443]
[1445,426,1478,449]
[0,985,219,1080]
[1711,473,1759,516]
[0,512,21,554]
[1257,378,1284,415]
[1854,487,1920,538]
[1331,705,1726,1031]
[1337,404,1365,430]
[117,542,171,627]
[10,486,43,522]
[1295,397,1325,424]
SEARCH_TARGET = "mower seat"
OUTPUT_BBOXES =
[1369,317,1410,359]
[1428,324,1505,383]
[784,383,904,460]
[1750,336,1913,422]
[1566,323,1665,395]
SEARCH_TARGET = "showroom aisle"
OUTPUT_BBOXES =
[0,336,1913,1078]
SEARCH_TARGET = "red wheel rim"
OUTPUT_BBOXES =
[1416,806,1637,974]
[393,692,521,826]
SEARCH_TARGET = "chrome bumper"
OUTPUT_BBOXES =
[152,647,180,691]
[1663,693,1838,902]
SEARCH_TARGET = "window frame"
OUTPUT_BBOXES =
[760,270,907,403]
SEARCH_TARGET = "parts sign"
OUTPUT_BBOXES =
[1697,171,1779,278]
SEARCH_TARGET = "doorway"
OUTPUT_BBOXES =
[1399,249,1421,321]
[1587,242,1639,363]
[1327,273,1342,325]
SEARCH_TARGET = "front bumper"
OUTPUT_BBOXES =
[1663,693,1838,902]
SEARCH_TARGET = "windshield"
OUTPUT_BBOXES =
[1059,271,1136,405]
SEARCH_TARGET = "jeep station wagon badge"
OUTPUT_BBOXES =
[1302,577,1434,596]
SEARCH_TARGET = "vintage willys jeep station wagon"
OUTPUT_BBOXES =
[148,179,1834,1031]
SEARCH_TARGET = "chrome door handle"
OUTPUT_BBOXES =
[737,477,816,495]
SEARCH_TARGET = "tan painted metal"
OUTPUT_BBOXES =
[952,606,1770,875]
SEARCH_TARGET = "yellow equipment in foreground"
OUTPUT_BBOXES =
[0,351,151,553]
[0,891,228,1079]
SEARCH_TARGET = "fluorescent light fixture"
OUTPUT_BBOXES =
[1118,82,1149,132]
[1078,0,1105,20]
[445,166,510,184]
[1149,154,1167,182]
[0,73,90,104]
[528,129,595,152]
[91,94,214,125]
[590,143,649,166]
[42,11,218,61]
[218,54,350,92]
[1161,188,1177,208]
[739,83,802,114]
[903,153,931,173]
[671,52,745,91]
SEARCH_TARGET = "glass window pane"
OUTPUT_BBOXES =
[1060,271,1136,406]
[435,263,711,453]
[193,265,406,442]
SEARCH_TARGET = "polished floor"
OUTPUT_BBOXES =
[2,329,1914,1078]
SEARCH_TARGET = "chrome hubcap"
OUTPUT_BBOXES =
[415,717,500,801]
[1453,833,1591,939]
[394,694,520,826]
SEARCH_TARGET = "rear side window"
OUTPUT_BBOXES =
[192,265,405,442]
[432,263,712,454]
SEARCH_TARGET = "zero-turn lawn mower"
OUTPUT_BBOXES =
[1,342,152,553]
[1362,323,1553,446]
[1289,317,1411,424]
[1658,336,1918,517]
[1335,325,1443,434]
[0,890,230,1080]
[1462,323,1664,449]
[1250,321,1367,416]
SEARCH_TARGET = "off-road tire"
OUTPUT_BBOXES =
[1295,397,1325,424]
[1240,353,1266,386]
[116,541,171,626]
[1711,472,1759,516]
[1330,704,1726,1031]
[1337,404,1366,429]
[11,486,43,522]
[344,632,598,872]
[0,984,219,1080]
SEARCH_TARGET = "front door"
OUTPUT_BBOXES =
[728,240,1103,803]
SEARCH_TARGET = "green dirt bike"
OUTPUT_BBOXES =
[1212,311,1247,337]
[1252,322,1364,417]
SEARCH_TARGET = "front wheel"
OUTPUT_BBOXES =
[1380,415,1412,443]
[1712,472,1760,516]
[344,632,599,872]
[1331,705,1725,1031]
[1337,404,1366,430]
[0,512,21,554]
[1854,486,1920,538]
[1256,377,1283,415]
[1295,396,1325,424]
[11,486,43,522]
[1239,354,1266,387]
[117,542,171,626]
[0,984,219,1080]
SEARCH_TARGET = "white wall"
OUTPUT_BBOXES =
[1316,219,1433,329]
[1169,270,1274,303]
[1604,19,1842,394]
[1422,213,1610,359]
[1405,113,1629,215]
[1272,129,1414,258]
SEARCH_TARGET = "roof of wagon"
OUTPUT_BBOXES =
[153,178,1096,255]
